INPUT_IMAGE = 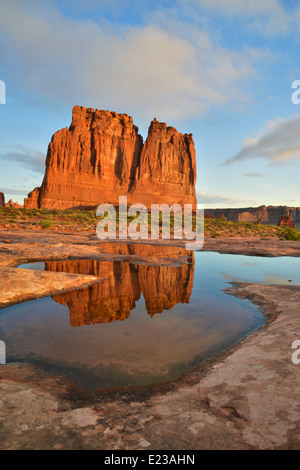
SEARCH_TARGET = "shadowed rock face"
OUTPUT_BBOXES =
[24,106,197,210]
[48,246,194,327]
[0,192,5,208]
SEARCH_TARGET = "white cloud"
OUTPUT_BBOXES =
[224,115,300,166]
[0,187,31,196]
[0,0,267,123]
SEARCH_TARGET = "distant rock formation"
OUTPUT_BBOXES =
[278,215,295,228]
[0,192,4,208]
[24,106,197,210]
[5,199,23,208]
[205,205,300,225]
[49,245,195,326]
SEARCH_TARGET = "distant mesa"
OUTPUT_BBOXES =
[24,106,197,210]
[205,206,299,226]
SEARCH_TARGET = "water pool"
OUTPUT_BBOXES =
[1,248,298,390]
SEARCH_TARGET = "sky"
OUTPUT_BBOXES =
[0,0,300,208]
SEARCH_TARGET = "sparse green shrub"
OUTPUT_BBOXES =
[40,219,54,229]
[279,227,300,241]
[212,231,220,238]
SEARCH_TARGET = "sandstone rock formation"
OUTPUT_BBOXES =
[24,106,197,210]
[5,199,23,208]
[0,192,4,208]
[130,118,196,208]
[278,215,295,228]
[49,245,194,326]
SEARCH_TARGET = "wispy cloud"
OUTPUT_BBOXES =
[0,0,268,123]
[197,191,253,206]
[224,115,300,166]
[55,0,300,37]
[184,0,294,36]
[245,172,264,177]
[0,187,31,196]
[0,146,45,174]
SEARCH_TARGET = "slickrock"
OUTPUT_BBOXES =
[24,106,196,209]
[0,267,100,308]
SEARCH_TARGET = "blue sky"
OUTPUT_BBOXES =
[1,0,300,208]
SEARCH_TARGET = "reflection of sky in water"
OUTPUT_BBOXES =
[208,252,300,286]
[2,251,298,390]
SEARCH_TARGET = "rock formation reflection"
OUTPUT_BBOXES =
[48,246,194,327]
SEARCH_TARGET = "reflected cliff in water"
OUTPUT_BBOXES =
[48,245,195,326]
[5,249,268,390]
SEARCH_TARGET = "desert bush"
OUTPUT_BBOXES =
[278,227,300,241]
[40,219,54,229]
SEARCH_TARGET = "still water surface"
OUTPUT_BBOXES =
[1,247,299,390]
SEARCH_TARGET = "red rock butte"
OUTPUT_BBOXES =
[24,106,197,210]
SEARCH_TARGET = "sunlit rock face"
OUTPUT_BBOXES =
[24,106,197,210]
[278,215,295,228]
[130,118,197,208]
[49,246,195,326]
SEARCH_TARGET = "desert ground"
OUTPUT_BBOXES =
[0,219,300,450]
